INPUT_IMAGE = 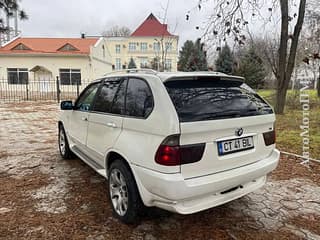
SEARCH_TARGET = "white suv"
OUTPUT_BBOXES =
[58,70,280,223]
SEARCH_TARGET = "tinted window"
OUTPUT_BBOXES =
[165,77,273,122]
[75,83,100,111]
[93,78,122,113]
[125,78,153,118]
[111,79,127,114]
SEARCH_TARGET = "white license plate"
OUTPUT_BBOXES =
[218,136,254,155]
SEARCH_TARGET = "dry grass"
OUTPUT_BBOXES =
[258,90,320,160]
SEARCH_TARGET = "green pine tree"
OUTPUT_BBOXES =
[235,47,267,89]
[178,39,208,71]
[128,57,137,69]
[215,45,234,74]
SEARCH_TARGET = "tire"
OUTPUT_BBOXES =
[108,160,143,224]
[58,125,73,159]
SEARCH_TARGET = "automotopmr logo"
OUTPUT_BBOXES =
[299,78,312,164]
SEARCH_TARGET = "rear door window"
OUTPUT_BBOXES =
[125,78,153,118]
[111,79,127,115]
[165,77,273,122]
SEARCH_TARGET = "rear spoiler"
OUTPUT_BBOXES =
[164,75,245,83]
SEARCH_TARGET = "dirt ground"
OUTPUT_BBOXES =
[1,101,320,240]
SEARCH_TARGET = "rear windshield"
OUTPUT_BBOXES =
[165,77,273,122]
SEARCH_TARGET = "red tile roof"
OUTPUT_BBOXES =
[0,37,99,55]
[131,13,174,37]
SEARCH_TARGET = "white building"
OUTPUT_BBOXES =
[0,37,112,92]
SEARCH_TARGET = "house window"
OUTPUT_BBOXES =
[115,44,121,54]
[165,59,172,71]
[140,42,148,52]
[7,68,29,84]
[165,42,173,52]
[59,69,81,85]
[153,42,160,51]
[128,42,136,52]
[115,58,121,70]
[139,58,148,68]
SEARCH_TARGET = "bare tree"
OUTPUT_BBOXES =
[255,38,279,80]
[152,0,178,72]
[194,0,306,114]
[0,0,27,44]
[102,25,131,37]
[302,0,320,92]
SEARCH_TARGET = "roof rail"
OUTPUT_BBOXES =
[104,68,158,76]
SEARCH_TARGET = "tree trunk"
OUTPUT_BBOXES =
[6,13,10,41]
[276,85,287,113]
[274,0,289,114]
[317,66,320,97]
[274,0,306,114]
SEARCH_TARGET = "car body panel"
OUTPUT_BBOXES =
[58,71,280,215]
[86,112,124,166]
[179,114,276,179]
[132,149,279,213]
[66,110,89,151]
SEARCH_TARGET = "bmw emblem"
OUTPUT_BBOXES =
[236,128,243,136]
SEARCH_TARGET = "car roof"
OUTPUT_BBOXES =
[103,70,244,82]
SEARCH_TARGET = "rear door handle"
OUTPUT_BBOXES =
[81,117,88,121]
[107,122,117,128]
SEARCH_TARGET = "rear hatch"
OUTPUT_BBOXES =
[164,76,275,179]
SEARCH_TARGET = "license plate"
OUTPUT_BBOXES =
[217,136,254,156]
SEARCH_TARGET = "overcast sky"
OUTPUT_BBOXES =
[18,0,211,46]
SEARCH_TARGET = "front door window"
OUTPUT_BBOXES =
[74,83,100,111]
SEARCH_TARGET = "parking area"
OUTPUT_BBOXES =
[0,102,320,240]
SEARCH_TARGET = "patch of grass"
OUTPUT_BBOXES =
[257,90,320,159]
[275,107,320,160]
[258,89,320,109]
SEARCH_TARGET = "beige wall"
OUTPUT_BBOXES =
[106,36,179,71]
[0,37,113,84]
[0,55,91,80]
[90,38,113,77]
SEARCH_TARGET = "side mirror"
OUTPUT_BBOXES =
[60,101,74,110]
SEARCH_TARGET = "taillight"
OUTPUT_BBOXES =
[263,124,276,146]
[155,145,181,166]
[155,134,205,166]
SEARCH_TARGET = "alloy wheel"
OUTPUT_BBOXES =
[109,169,129,216]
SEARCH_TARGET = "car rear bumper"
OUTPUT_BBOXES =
[132,148,280,214]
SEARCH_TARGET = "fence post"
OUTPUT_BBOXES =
[25,81,29,101]
[56,76,60,103]
[76,79,80,97]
